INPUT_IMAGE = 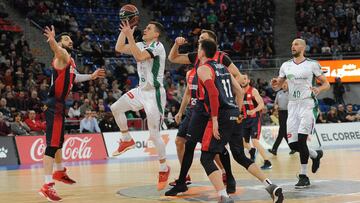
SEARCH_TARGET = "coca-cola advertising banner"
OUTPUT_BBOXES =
[15,134,107,164]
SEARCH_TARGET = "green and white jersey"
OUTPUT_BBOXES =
[279,58,324,101]
[135,41,166,91]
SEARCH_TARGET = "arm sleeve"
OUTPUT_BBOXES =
[312,61,324,77]
[203,79,219,117]
[222,55,233,67]
[74,73,92,83]
[188,52,197,64]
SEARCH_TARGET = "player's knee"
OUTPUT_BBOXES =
[185,140,197,152]
[175,137,185,148]
[232,149,253,169]
[45,146,59,158]
[200,152,218,176]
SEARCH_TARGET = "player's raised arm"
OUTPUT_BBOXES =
[115,23,132,55]
[168,37,191,64]
[43,25,69,63]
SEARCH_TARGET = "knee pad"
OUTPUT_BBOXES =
[232,149,253,169]
[45,146,59,158]
[200,152,218,176]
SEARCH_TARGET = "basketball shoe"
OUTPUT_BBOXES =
[311,150,323,173]
[218,195,234,203]
[165,180,188,196]
[295,174,310,188]
[169,175,191,186]
[158,166,170,191]
[39,182,62,202]
[265,184,284,203]
[53,167,76,184]
[112,139,135,156]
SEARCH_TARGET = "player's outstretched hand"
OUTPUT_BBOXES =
[175,37,187,46]
[120,20,136,38]
[212,118,220,140]
[91,69,106,80]
[43,25,56,42]
[174,112,182,125]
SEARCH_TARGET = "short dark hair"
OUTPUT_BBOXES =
[201,29,217,43]
[55,32,71,42]
[149,21,164,37]
[199,39,217,58]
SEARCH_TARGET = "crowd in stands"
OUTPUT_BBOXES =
[149,0,276,62]
[296,0,360,56]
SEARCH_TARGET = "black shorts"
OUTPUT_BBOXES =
[177,107,193,138]
[202,108,239,153]
[242,117,261,143]
[186,102,210,143]
[45,98,66,148]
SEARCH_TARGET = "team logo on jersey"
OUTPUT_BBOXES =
[287,133,292,138]
[126,92,135,99]
[247,94,251,98]
[286,74,295,80]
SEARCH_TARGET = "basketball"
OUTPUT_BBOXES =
[119,4,139,28]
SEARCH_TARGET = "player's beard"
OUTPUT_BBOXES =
[61,44,73,53]
[292,50,301,58]
[241,83,249,88]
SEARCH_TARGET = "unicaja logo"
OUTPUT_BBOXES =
[0,147,8,158]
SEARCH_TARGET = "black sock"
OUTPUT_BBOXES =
[298,133,309,164]
[220,148,234,180]
[178,141,196,184]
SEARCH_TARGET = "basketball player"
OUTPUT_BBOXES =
[40,26,105,201]
[111,20,170,190]
[240,74,272,169]
[271,38,330,188]
[166,30,243,193]
[192,39,284,202]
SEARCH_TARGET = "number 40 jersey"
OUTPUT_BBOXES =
[279,58,324,101]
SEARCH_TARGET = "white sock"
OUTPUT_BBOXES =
[45,175,53,184]
[159,162,168,172]
[262,178,272,186]
[54,163,64,171]
[300,164,307,175]
[218,189,228,197]
[121,132,132,141]
[309,149,318,159]
[221,169,226,174]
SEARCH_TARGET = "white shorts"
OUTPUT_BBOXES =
[112,87,166,132]
[287,99,318,143]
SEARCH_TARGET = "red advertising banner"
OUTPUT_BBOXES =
[15,134,107,164]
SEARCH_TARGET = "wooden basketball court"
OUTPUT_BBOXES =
[1,147,360,203]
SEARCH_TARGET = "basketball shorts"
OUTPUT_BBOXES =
[177,107,193,138]
[287,99,318,143]
[44,98,66,148]
[201,108,239,153]
[112,87,166,132]
[186,102,210,143]
[242,117,261,143]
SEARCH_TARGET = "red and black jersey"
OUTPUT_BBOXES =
[242,86,260,119]
[48,58,76,101]
[200,60,237,114]
[187,68,198,107]
[188,51,230,101]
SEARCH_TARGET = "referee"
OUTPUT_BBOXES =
[268,81,295,155]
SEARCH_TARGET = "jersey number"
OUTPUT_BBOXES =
[222,79,233,98]
[293,90,300,98]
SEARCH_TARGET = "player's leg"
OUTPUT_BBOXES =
[110,88,143,156]
[53,148,76,184]
[175,136,186,164]
[214,154,228,184]
[242,122,256,161]
[250,118,272,169]
[230,130,284,203]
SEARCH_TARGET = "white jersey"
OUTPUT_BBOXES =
[135,41,166,91]
[279,58,323,101]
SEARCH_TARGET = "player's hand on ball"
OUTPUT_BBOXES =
[43,25,56,42]
[120,20,136,38]
[174,113,182,125]
[91,69,106,80]
[175,37,186,46]
[310,87,320,95]
[212,117,220,140]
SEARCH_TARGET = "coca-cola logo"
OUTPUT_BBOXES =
[30,137,93,161]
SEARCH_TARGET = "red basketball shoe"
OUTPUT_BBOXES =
[53,167,76,185]
[112,139,136,156]
[157,166,171,191]
[39,182,62,202]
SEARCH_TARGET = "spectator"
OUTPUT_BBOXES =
[0,112,11,136]
[80,98,92,116]
[68,101,81,118]
[80,35,93,55]
[80,110,101,133]
[337,104,347,122]
[165,106,177,129]
[333,77,345,104]
[28,90,42,113]
[0,98,12,120]
[11,112,30,135]
[327,106,341,123]
[270,108,279,125]
[15,91,28,112]
[317,111,327,123]
[99,112,119,132]
[345,104,357,122]
[24,110,46,134]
